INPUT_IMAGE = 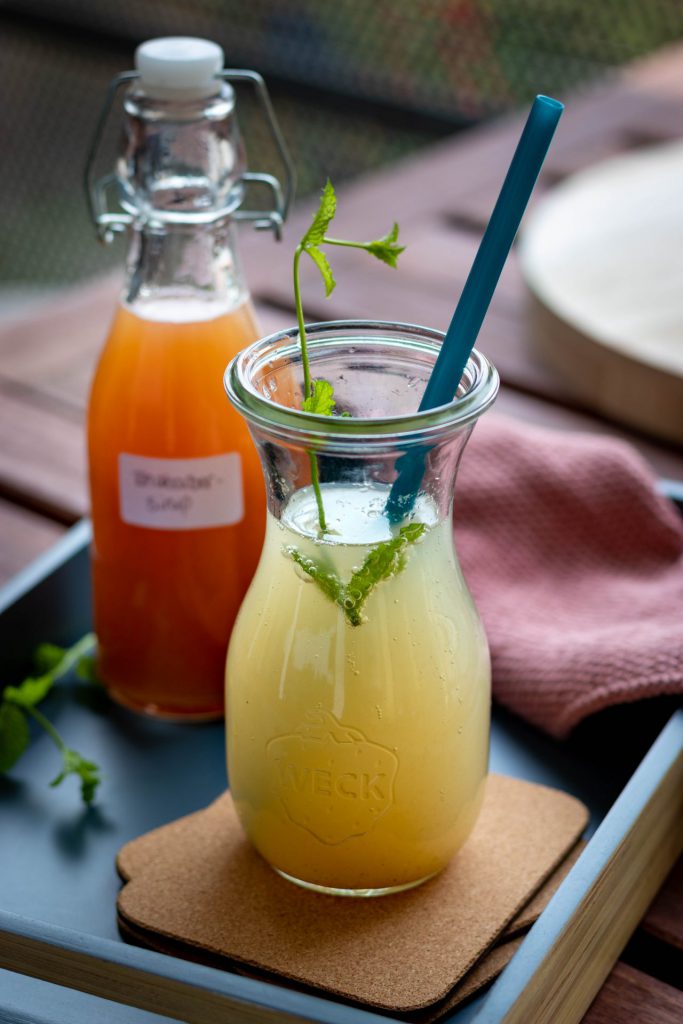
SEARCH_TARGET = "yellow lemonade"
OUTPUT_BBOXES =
[226,483,491,893]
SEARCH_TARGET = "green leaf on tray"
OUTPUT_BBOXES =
[75,654,101,685]
[0,702,30,772]
[50,748,101,805]
[36,633,97,685]
[1,632,103,804]
[4,673,55,709]
[34,642,68,674]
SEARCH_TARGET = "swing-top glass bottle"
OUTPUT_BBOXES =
[85,37,294,720]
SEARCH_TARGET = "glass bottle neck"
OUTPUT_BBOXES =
[122,218,250,322]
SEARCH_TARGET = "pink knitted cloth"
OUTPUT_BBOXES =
[454,415,683,739]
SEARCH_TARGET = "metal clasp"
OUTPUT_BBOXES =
[84,68,296,244]
[84,72,139,245]
[221,70,296,241]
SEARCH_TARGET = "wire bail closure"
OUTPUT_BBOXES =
[84,68,296,245]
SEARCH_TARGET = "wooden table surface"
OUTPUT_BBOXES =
[1,40,682,1024]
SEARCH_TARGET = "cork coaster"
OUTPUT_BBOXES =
[117,839,585,1019]
[117,774,588,1013]
[410,841,585,1021]
[117,844,585,1018]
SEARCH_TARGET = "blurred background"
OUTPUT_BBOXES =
[2,0,683,298]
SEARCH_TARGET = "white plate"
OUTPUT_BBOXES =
[520,141,683,443]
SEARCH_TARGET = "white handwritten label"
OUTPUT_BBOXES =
[118,453,244,531]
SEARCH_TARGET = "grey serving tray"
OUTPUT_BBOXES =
[0,510,681,1024]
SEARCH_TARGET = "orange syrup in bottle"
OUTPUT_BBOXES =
[88,300,264,718]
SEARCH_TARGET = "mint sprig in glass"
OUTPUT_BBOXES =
[282,180,428,619]
[293,180,404,536]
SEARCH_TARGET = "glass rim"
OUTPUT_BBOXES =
[225,319,499,449]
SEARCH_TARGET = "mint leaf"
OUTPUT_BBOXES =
[75,654,101,685]
[9,633,99,708]
[300,179,336,249]
[50,748,101,805]
[300,185,336,296]
[34,643,67,674]
[365,223,405,268]
[343,523,426,625]
[303,379,336,416]
[0,702,30,772]
[285,522,426,627]
[4,673,55,709]
[306,245,336,296]
[394,521,426,544]
[2,632,102,804]
[286,546,344,606]
[37,633,97,682]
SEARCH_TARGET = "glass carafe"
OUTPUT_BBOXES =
[225,321,499,896]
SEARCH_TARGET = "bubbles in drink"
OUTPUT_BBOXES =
[282,483,436,546]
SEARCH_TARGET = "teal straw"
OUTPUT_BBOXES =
[386,94,563,522]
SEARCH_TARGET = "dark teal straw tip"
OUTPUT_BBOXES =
[535,94,564,113]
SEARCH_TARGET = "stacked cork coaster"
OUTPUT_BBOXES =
[116,774,588,1017]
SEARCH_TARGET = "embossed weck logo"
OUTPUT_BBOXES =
[267,710,398,845]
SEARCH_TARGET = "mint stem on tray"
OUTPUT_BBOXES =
[0,633,102,805]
